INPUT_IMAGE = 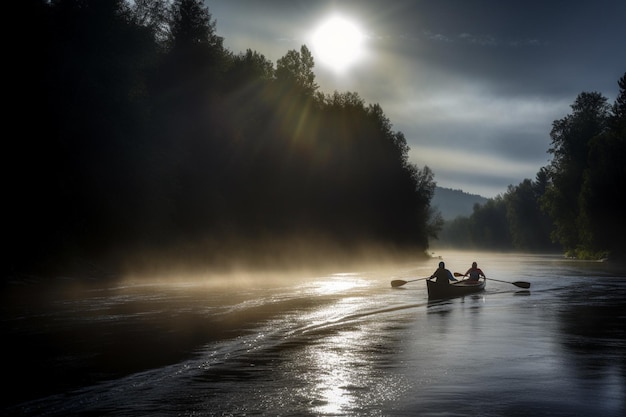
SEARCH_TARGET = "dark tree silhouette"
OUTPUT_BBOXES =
[437,76,624,259]
[5,0,439,278]
[577,73,626,257]
[542,92,610,255]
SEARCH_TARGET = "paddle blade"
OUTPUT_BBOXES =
[454,272,464,277]
[391,280,407,287]
[512,281,531,289]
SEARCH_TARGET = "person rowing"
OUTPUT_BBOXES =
[463,261,486,281]
[431,261,456,284]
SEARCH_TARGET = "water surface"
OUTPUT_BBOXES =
[2,252,625,416]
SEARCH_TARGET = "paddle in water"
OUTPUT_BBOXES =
[453,272,530,289]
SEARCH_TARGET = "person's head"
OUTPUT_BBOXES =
[439,261,445,269]
[472,262,477,268]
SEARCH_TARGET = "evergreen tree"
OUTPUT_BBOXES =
[541,92,610,254]
[577,74,626,257]
[6,0,441,277]
[505,177,554,251]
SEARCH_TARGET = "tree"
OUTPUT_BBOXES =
[275,45,319,96]
[470,197,512,249]
[505,177,554,251]
[541,92,610,254]
[610,72,626,131]
[577,74,626,257]
[7,0,441,276]
[129,0,170,43]
[5,0,166,273]
[229,49,275,85]
[167,0,220,50]
[159,0,225,96]
[415,166,444,242]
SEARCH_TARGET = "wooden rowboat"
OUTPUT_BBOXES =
[427,278,486,300]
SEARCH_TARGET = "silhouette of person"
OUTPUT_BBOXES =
[431,261,455,284]
[464,261,485,281]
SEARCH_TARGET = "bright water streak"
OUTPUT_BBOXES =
[4,252,625,416]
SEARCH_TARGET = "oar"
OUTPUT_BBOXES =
[453,272,530,289]
[390,277,430,287]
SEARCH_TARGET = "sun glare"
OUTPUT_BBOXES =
[311,15,366,73]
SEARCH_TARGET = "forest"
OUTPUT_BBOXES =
[7,1,624,280]
[7,0,442,277]
[438,75,626,260]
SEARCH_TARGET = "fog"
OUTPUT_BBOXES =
[109,235,429,287]
[4,251,624,416]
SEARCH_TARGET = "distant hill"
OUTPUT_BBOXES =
[432,187,489,220]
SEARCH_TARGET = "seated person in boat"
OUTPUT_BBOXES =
[464,261,485,281]
[431,261,455,284]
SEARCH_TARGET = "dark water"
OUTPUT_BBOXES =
[2,252,625,416]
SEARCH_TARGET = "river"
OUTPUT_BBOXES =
[2,251,625,416]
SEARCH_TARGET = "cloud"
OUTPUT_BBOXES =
[409,147,540,197]
[385,84,568,142]
[382,87,570,197]
[209,0,626,197]
[312,30,574,197]
[425,30,544,48]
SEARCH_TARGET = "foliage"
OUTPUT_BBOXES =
[438,74,625,259]
[505,173,554,251]
[129,0,170,43]
[437,197,512,250]
[575,73,626,258]
[276,45,319,97]
[7,0,439,276]
[541,92,609,252]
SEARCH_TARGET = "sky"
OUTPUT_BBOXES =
[207,0,625,198]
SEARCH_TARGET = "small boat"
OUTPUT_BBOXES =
[427,278,486,300]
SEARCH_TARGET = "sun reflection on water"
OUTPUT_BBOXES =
[291,306,409,415]
[303,332,364,414]
[302,272,371,296]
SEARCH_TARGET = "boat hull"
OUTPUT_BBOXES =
[427,278,486,300]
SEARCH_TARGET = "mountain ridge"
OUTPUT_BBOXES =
[432,186,489,220]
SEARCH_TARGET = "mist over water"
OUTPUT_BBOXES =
[2,252,625,416]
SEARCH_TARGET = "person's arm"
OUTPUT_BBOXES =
[447,270,457,281]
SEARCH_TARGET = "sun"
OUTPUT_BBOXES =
[311,15,366,73]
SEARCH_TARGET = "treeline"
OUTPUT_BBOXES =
[7,0,440,276]
[439,73,626,259]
